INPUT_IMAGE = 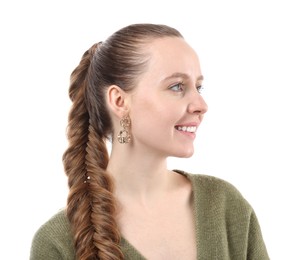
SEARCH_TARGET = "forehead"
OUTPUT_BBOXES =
[146,37,201,77]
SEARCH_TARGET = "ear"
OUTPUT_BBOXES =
[106,85,130,118]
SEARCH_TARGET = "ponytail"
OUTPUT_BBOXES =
[63,43,123,259]
[63,23,184,259]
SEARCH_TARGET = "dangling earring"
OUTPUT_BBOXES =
[117,116,131,144]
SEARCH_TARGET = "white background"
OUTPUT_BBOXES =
[1,0,296,259]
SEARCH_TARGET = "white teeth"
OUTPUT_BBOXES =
[177,126,197,133]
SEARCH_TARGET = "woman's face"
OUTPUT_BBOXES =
[128,37,208,158]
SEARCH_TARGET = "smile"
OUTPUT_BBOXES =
[175,126,197,133]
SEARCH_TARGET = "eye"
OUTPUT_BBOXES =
[196,85,204,94]
[169,82,184,92]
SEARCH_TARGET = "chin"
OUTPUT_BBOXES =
[172,149,195,158]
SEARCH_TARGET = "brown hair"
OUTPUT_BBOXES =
[63,23,183,259]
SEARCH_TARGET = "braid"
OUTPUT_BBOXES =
[86,125,123,259]
[63,43,123,259]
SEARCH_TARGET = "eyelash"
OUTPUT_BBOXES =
[170,82,184,92]
[197,85,204,94]
[169,82,204,94]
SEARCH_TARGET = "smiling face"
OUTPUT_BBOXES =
[128,36,208,158]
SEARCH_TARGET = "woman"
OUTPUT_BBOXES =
[30,23,269,259]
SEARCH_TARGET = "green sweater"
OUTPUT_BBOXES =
[30,171,269,259]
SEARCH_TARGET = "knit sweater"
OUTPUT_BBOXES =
[30,171,269,259]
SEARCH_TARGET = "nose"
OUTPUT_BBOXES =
[187,90,208,115]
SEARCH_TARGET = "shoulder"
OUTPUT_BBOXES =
[30,209,75,260]
[175,170,269,258]
[174,170,253,214]
[33,209,71,240]
[175,169,245,196]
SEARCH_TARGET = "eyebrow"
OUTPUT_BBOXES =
[162,72,204,82]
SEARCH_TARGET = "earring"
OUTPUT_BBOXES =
[117,116,131,144]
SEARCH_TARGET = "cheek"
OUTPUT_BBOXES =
[130,100,168,134]
[130,93,159,119]
[131,97,173,124]
[129,92,184,133]
[131,110,179,144]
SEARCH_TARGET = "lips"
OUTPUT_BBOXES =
[175,125,197,133]
[174,121,199,134]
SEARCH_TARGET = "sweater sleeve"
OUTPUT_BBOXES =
[247,210,270,260]
[30,210,75,260]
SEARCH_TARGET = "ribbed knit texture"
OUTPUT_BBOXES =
[30,172,269,259]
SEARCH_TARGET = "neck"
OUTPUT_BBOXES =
[107,144,173,199]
